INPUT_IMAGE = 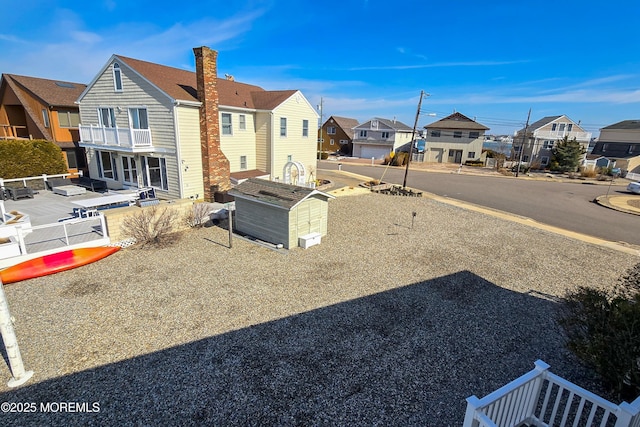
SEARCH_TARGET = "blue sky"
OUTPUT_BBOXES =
[1,0,639,136]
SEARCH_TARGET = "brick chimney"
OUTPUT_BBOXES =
[193,46,230,201]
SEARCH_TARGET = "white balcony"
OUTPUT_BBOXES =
[533,130,592,142]
[79,124,153,152]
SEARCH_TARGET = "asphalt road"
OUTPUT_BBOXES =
[319,161,640,247]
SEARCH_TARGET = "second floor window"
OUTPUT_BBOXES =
[129,108,148,129]
[359,130,367,138]
[239,114,246,130]
[327,126,336,135]
[430,130,441,137]
[454,131,462,138]
[303,119,309,137]
[113,63,123,92]
[98,108,116,128]
[381,131,390,139]
[543,140,554,150]
[469,131,479,139]
[240,155,247,170]
[58,110,80,128]
[280,117,287,137]
[221,113,232,135]
[42,109,50,128]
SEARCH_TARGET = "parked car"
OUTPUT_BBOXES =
[627,182,640,194]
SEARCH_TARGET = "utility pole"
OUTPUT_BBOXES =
[403,90,426,189]
[515,108,531,178]
[317,97,323,160]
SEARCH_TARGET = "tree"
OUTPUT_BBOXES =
[550,136,586,172]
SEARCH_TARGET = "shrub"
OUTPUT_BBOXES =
[580,167,598,178]
[121,205,180,248]
[184,202,211,228]
[391,152,408,166]
[0,139,67,179]
[317,152,329,160]
[560,263,640,400]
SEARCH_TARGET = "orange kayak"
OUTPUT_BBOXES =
[0,246,120,284]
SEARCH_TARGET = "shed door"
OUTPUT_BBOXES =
[296,200,322,236]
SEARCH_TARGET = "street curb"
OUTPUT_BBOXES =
[595,195,640,216]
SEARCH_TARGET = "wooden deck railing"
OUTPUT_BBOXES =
[463,360,640,427]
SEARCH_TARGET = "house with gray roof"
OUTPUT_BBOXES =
[512,115,591,168]
[0,74,88,174]
[76,46,318,201]
[423,112,489,163]
[590,119,640,177]
[352,117,414,160]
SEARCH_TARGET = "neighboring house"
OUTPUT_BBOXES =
[77,46,318,201]
[512,115,591,167]
[352,117,413,159]
[0,74,88,174]
[423,112,489,163]
[318,115,358,155]
[589,120,640,175]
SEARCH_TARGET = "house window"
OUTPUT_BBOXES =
[541,156,550,166]
[430,130,441,137]
[552,123,557,131]
[359,130,367,138]
[371,120,378,129]
[327,126,336,135]
[469,131,479,139]
[468,152,476,158]
[239,114,246,130]
[287,155,292,162]
[523,155,529,162]
[629,145,635,154]
[330,139,335,145]
[42,109,49,128]
[221,113,232,135]
[122,156,138,185]
[340,140,348,145]
[98,151,118,180]
[65,150,78,169]
[98,108,116,127]
[513,145,522,153]
[240,155,247,170]
[58,110,80,128]
[559,124,566,132]
[543,140,554,150]
[302,119,309,137]
[128,108,148,129]
[381,131,390,139]
[280,117,287,137]
[454,131,462,138]
[144,156,168,190]
[602,143,607,152]
[567,124,573,131]
[113,63,123,92]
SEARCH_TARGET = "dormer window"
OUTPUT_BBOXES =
[113,63,123,92]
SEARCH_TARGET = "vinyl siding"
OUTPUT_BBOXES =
[599,129,640,143]
[234,200,289,247]
[79,59,181,197]
[219,109,257,172]
[175,105,204,199]
[271,93,318,181]
[255,111,271,173]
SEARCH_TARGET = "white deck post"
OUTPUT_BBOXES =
[0,278,33,387]
[463,395,482,427]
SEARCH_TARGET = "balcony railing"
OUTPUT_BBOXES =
[533,130,592,142]
[463,360,640,427]
[79,124,152,149]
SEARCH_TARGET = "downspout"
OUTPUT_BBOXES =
[270,112,275,180]
[172,101,184,199]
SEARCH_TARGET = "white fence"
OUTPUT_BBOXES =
[463,360,640,427]
[0,215,110,269]
[79,125,152,148]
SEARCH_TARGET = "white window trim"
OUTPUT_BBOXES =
[113,63,123,92]
[221,113,233,136]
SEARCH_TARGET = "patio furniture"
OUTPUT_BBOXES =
[46,178,87,197]
[7,187,34,201]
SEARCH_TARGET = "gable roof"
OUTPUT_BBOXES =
[228,178,334,210]
[602,120,640,130]
[355,117,413,132]
[85,55,298,110]
[425,112,489,131]
[2,74,86,108]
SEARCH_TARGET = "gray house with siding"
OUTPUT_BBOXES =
[229,178,334,249]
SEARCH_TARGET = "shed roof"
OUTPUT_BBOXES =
[229,178,334,210]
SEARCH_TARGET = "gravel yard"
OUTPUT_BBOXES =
[0,192,637,426]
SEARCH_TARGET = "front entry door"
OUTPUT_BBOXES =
[449,149,463,164]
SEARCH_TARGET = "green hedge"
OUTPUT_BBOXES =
[0,139,67,179]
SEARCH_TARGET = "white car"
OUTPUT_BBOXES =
[627,182,640,194]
